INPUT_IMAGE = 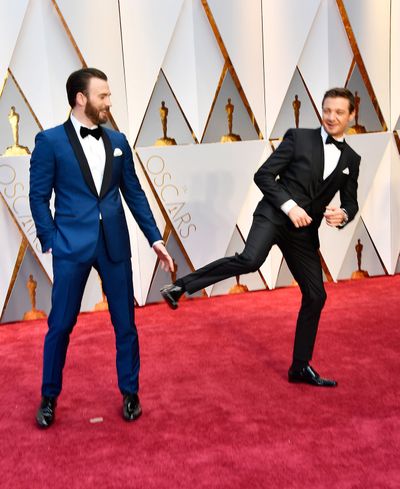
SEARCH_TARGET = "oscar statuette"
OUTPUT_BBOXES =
[228,275,249,294]
[3,106,31,156]
[155,101,177,146]
[292,94,301,128]
[23,274,47,320]
[220,98,241,143]
[351,239,369,279]
[346,91,366,135]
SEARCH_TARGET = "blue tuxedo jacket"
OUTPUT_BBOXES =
[29,119,162,263]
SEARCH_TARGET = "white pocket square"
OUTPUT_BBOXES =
[342,167,349,175]
[113,148,123,157]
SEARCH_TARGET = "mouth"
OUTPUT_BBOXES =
[324,122,338,131]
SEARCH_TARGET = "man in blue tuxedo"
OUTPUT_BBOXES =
[30,68,173,428]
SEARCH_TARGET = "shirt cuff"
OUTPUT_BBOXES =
[152,240,164,248]
[280,199,297,215]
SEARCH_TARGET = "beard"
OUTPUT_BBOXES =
[84,99,109,125]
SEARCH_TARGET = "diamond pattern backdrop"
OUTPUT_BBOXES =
[1,0,399,322]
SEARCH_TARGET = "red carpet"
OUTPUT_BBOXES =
[0,276,399,489]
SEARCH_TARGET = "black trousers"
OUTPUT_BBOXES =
[176,215,327,363]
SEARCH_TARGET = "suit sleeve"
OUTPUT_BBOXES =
[339,154,360,226]
[254,129,296,209]
[119,136,162,246]
[29,131,56,252]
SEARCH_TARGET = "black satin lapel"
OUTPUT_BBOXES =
[316,145,349,198]
[100,129,113,199]
[63,119,98,197]
[309,129,324,197]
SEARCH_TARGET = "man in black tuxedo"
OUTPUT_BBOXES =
[161,88,360,387]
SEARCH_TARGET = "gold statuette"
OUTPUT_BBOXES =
[23,274,47,320]
[3,106,30,156]
[292,94,301,128]
[155,101,176,146]
[228,275,249,294]
[346,91,366,135]
[221,98,241,143]
[351,239,369,279]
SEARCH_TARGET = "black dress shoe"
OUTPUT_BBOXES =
[160,284,184,310]
[36,396,57,428]
[123,394,142,421]
[288,365,337,387]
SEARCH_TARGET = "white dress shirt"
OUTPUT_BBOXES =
[70,113,105,195]
[280,127,343,215]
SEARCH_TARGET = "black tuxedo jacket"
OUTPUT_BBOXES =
[253,128,360,246]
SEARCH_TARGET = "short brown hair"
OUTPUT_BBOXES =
[322,87,355,113]
[66,68,107,108]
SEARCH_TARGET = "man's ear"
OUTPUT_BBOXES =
[75,92,86,108]
[348,110,355,123]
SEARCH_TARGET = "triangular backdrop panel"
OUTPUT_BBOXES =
[275,257,329,288]
[120,0,184,143]
[146,232,202,304]
[342,0,390,127]
[207,0,266,136]
[262,0,321,138]
[202,68,259,143]
[275,258,295,288]
[80,269,103,313]
[162,0,224,141]
[137,140,266,272]
[361,136,400,273]
[209,226,266,297]
[0,155,53,279]
[126,153,169,306]
[0,0,29,82]
[395,254,400,274]
[346,63,383,133]
[1,244,52,324]
[0,197,22,316]
[270,68,320,140]
[391,0,400,129]
[9,0,81,129]
[298,0,353,112]
[235,144,285,290]
[319,132,389,280]
[55,0,129,133]
[135,70,195,148]
[337,218,386,280]
[0,74,40,154]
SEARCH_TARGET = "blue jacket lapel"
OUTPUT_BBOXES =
[63,118,98,197]
[99,129,113,199]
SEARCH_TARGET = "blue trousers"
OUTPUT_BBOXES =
[41,223,139,398]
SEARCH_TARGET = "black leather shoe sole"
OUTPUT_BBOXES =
[288,368,338,387]
[288,375,337,387]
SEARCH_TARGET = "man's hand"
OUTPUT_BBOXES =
[153,242,174,272]
[288,205,313,228]
[324,206,346,227]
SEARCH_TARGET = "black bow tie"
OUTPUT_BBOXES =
[325,134,345,151]
[80,126,102,140]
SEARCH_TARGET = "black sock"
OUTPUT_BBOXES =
[291,359,308,370]
[174,279,185,292]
